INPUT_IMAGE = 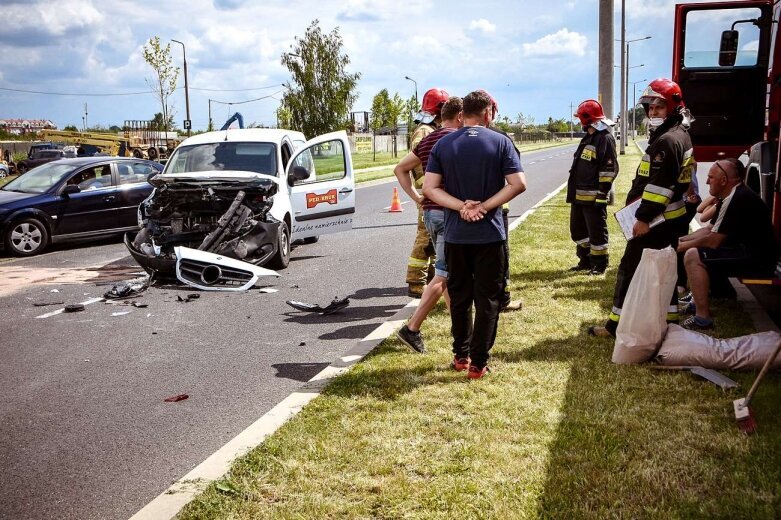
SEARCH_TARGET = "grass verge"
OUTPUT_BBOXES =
[180,145,781,519]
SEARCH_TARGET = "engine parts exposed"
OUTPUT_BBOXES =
[127,177,280,278]
[174,246,279,292]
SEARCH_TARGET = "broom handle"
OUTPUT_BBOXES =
[744,339,781,407]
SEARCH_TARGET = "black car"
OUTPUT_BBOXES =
[16,148,67,174]
[0,157,162,256]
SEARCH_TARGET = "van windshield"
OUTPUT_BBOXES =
[164,142,277,176]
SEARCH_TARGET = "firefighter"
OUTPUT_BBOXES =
[406,87,449,298]
[567,99,618,275]
[590,78,696,337]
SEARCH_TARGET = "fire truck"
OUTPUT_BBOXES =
[673,0,781,239]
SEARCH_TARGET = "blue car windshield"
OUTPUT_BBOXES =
[164,142,277,175]
[2,163,75,194]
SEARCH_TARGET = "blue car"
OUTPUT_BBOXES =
[0,157,163,256]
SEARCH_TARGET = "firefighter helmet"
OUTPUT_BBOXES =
[574,99,606,127]
[638,78,684,114]
[476,89,499,120]
[415,88,450,124]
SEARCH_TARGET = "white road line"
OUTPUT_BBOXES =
[35,297,104,319]
[129,299,420,520]
[509,181,568,232]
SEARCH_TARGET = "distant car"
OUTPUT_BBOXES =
[0,157,163,256]
[16,149,66,174]
[0,163,8,178]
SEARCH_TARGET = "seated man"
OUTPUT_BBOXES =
[677,158,781,330]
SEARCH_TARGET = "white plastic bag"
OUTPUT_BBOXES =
[656,324,781,370]
[612,246,678,364]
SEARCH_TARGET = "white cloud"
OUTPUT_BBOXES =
[522,28,587,57]
[469,19,496,34]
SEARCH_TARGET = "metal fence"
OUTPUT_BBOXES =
[348,133,409,155]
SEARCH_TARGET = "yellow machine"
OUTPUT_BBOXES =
[40,130,151,158]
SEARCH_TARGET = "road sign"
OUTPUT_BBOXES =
[183,119,192,130]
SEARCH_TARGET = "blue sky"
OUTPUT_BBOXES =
[0,0,737,133]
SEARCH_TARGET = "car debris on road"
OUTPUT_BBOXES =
[286,297,350,315]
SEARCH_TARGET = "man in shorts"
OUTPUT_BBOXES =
[394,97,464,353]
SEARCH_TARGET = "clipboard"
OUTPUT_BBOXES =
[614,198,665,240]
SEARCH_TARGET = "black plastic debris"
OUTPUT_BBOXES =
[33,301,64,307]
[64,304,85,313]
[286,297,350,315]
[131,302,149,308]
[104,280,150,300]
[177,294,201,303]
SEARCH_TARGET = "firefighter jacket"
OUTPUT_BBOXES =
[566,129,618,205]
[626,117,695,224]
[409,122,435,188]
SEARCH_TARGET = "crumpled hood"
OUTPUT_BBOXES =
[156,169,280,184]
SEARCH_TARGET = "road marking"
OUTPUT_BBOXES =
[129,299,420,520]
[509,181,568,232]
[35,297,104,319]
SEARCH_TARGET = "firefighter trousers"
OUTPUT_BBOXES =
[570,203,609,269]
[406,206,435,294]
[605,221,680,335]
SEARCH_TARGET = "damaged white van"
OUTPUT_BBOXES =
[126,129,355,282]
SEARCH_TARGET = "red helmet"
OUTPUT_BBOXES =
[477,89,498,120]
[574,99,606,126]
[421,88,450,115]
[638,78,684,114]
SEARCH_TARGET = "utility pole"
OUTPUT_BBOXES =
[569,101,574,139]
[619,0,626,155]
[172,40,191,137]
[598,0,614,121]
[84,103,88,131]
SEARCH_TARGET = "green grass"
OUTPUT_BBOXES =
[0,174,17,187]
[180,146,781,519]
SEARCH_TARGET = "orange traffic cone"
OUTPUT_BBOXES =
[388,187,404,212]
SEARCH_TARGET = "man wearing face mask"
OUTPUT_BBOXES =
[590,78,696,337]
[567,99,618,275]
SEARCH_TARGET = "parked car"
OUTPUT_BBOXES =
[16,148,66,174]
[0,157,163,256]
[127,128,355,280]
[0,162,9,178]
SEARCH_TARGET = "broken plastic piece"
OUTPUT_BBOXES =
[164,394,189,402]
[111,311,132,317]
[285,297,350,315]
[104,280,150,300]
[258,287,279,293]
[176,294,200,303]
[64,304,85,313]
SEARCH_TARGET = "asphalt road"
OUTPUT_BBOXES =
[0,143,578,520]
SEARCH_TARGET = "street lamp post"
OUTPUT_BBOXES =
[208,98,213,131]
[404,76,418,106]
[617,32,651,152]
[630,78,648,139]
[171,39,191,137]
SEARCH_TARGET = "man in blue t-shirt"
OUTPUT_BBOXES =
[423,90,527,379]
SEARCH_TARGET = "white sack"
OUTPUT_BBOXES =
[613,246,678,364]
[655,324,781,370]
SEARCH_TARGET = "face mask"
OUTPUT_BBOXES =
[648,117,665,130]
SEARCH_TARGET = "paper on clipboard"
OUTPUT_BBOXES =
[614,198,665,240]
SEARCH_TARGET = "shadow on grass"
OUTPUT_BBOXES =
[501,322,781,518]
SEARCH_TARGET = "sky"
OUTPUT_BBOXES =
[0,0,755,133]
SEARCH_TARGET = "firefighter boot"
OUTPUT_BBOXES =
[569,243,591,271]
[588,253,608,275]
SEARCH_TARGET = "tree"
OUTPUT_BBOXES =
[280,20,361,138]
[63,124,78,132]
[546,117,568,133]
[151,112,175,131]
[143,36,179,133]
[370,89,392,130]
[276,105,293,130]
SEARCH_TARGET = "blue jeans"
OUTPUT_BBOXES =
[423,209,447,278]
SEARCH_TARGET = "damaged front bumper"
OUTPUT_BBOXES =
[175,246,279,291]
[126,176,281,281]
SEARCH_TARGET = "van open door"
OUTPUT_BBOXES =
[287,130,355,240]
[673,1,773,161]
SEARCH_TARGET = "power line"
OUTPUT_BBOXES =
[0,83,284,97]
[209,90,284,106]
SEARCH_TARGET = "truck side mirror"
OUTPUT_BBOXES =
[719,30,739,67]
